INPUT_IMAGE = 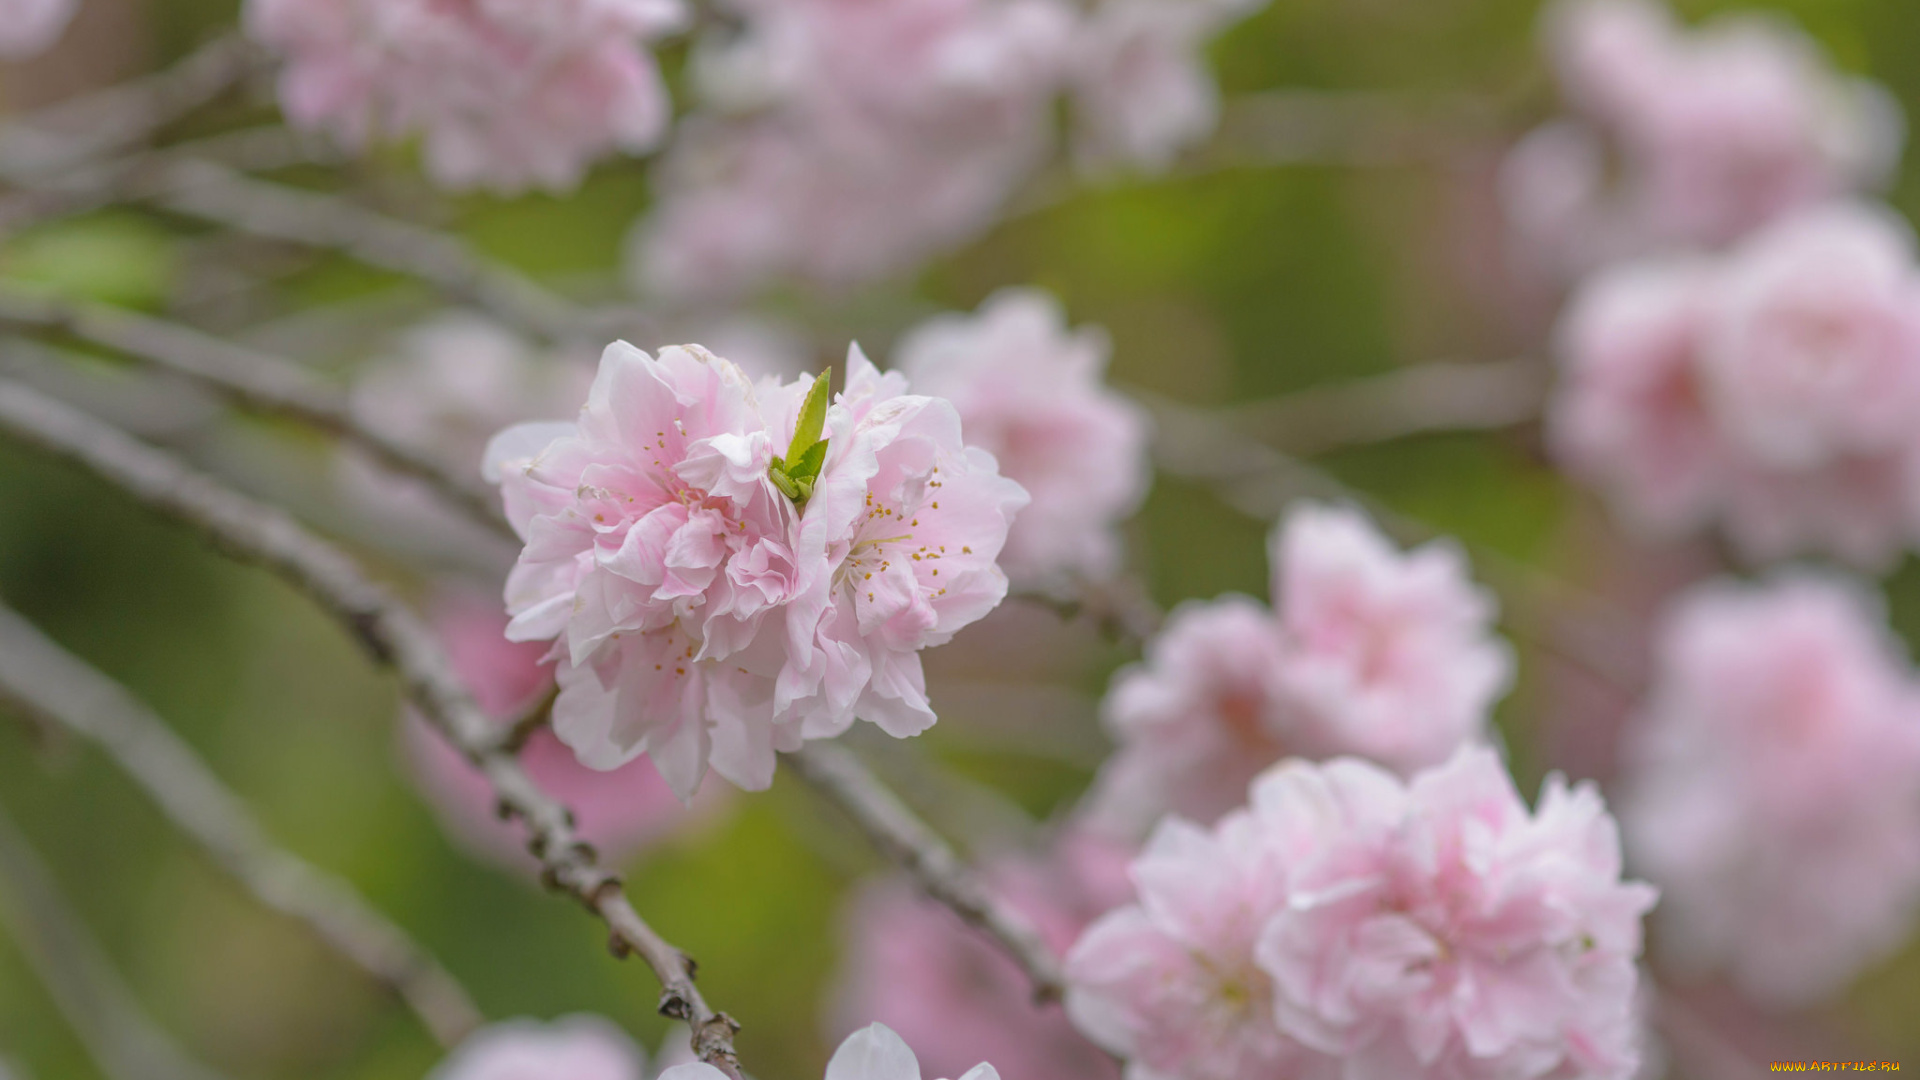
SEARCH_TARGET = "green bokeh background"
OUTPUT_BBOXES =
[3,0,1919,1077]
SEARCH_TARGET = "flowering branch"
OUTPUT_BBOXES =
[0,378,745,1077]
[1228,358,1551,457]
[0,803,231,1080]
[0,600,484,1047]
[0,287,511,537]
[783,742,1068,1002]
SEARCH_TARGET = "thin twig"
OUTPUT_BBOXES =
[0,288,510,537]
[1228,358,1551,457]
[0,379,744,1076]
[0,803,231,1080]
[0,600,484,1047]
[783,742,1067,1002]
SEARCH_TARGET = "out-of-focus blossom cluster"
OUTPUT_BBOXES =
[485,341,1027,799]
[1087,502,1511,835]
[1503,0,1902,276]
[893,289,1151,586]
[1619,574,1920,1004]
[1549,202,1920,567]
[0,0,78,58]
[662,1023,999,1080]
[429,1015,658,1080]
[243,0,686,192]
[1066,747,1658,1080]
[833,830,1131,1080]
[403,593,725,872]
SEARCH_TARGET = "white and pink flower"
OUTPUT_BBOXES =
[661,1024,998,1080]
[1620,574,1920,1004]
[1066,0,1264,171]
[893,289,1150,585]
[430,1016,646,1080]
[245,0,684,193]
[485,341,1026,798]
[0,0,78,58]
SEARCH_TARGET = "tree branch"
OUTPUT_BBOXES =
[1228,358,1551,457]
[0,803,231,1080]
[0,379,744,1076]
[0,288,511,538]
[0,600,484,1048]
[783,742,1067,1002]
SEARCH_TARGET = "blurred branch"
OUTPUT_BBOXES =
[1011,573,1164,652]
[1229,358,1551,457]
[0,803,231,1080]
[1138,388,1646,695]
[1203,88,1502,171]
[0,34,264,180]
[783,742,1068,1002]
[0,380,745,1077]
[0,601,484,1048]
[0,288,511,538]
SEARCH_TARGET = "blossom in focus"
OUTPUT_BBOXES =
[0,0,78,58]
[1502,0,1901,273]
[1268,503,1511,777]
[244,0,684,193]
[1066,0,1267,171]
[402,593,722,871]
[661,1023,998,1080]
[1619,574,1920,1004]
[633,0,1073,297]
[429,1015,646,1080]
[1550,202,1920,566]
[1086,503,1505,835]
[832,830,1131,1080]
[893,289,1151,585]
[485,341,1025,799]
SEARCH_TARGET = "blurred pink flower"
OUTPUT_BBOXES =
[1087,504,1504,835]
[1550,203,1920,566]
[403,593,722,871]
[1620,574,1920,1004]
[486,342,1025,798]
[661,1024,999,1080]
[0,0,78,58]
[430,1015,646,1080]
[245,0,683,193]
[1269,503,1512,778]
[893,289,1151,585]
[633,0,1072,296]
[1253,748,1657,1080]
[832,830,1131,1080]
[1066,0,1263,171]
[1503,0,1901,273]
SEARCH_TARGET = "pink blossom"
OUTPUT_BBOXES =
[1065,806,1315,1080]
[1619,574,1920,1004]
[1087,504,1505,835]
[633,0,1072,296]
[1254,749,1656,1080]
[402,593,723,871]
[893,289,1151,584]
[485,341,1024,798]
[1549,203,1920,566]
[1066,0,1262,172]
[1503,0,1901,272]
[430,1015,646,1080]
[1268,503,1512,778]
[0,0,78,58]
[660,1024,999,1080]
[244,0,684,193]
[832,831,1132,1080]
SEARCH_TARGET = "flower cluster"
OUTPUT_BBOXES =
[833,830,1132,1080]
[632,0,1271,297]
[402,594,723,871]
[0,0,77,58]
[428,1016,653,1080]
[1087,502,1510,834]
[1502,0,1901,275]
[1618,574,1920,1004]
[244,0,685,193]
[662,1024,997,1080]
[892,290,1151,585]
[485,341,1026,799]
[1067,747,1658,1080]
[1549,202,1920,566]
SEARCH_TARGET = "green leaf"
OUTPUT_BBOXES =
[786,439,828,484]
[785,369,832,464]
